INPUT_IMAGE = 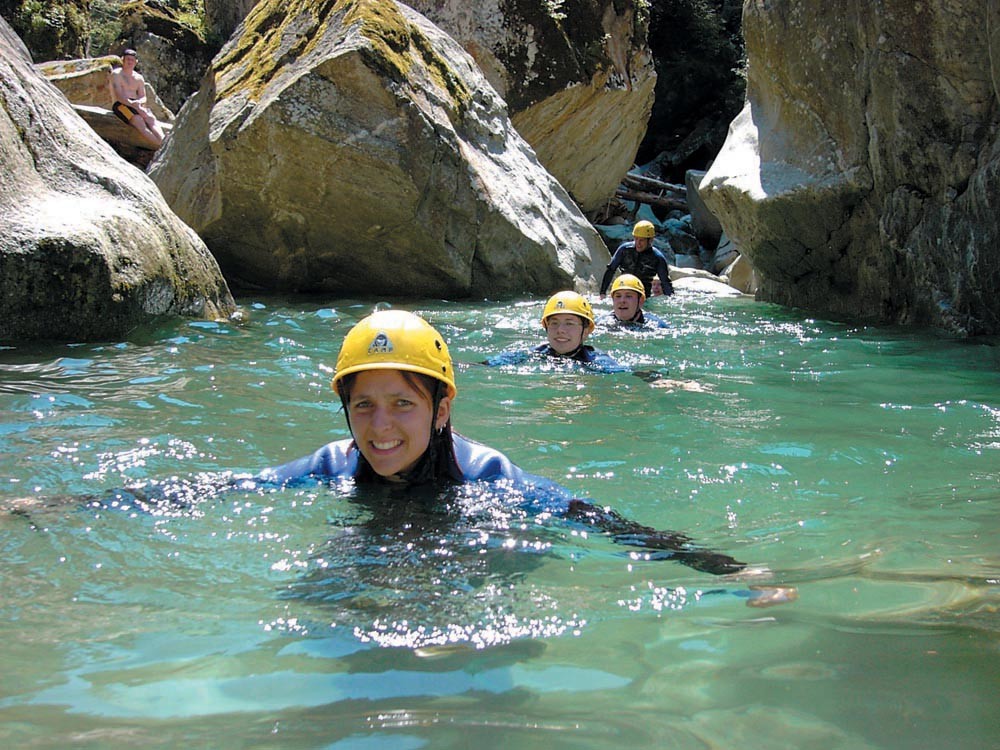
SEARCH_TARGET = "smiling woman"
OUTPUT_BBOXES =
[342,369,450,479]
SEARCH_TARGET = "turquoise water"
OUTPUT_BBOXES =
[1,293,998,749]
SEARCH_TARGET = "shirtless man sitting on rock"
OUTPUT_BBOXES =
[108,49,164,148]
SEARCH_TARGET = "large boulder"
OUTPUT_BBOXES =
[700,0,1000,335]
[149,0,608,298]
[0,16,235,342]
[406,0,656,214]
[197,0,656,214]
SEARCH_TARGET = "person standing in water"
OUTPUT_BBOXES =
[596,274,669,330]
[600,220,674,299]
[108,49,165,148]
[483,291,627,372]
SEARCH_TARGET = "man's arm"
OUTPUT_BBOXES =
[599,247,625,296]
[129,74,148,107]
[655,250,674,296]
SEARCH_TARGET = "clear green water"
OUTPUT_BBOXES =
[1,294,998,749]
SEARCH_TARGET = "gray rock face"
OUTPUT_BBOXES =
[204,0,260,46]
[700,0,1000,334]
[0,17,235,342]
[199,0,655,215]
[150,0,608,297]
[406,0,656,214]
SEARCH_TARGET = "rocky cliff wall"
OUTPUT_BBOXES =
[701,0,1000,335]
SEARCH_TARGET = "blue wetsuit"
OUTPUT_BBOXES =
[600,241,675,298]
[484,343,627,373]
[260,432,573,514]
[596,309,669,331]
[86,434,744,575]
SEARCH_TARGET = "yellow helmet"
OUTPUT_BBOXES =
[332,309,457,399]
[632,220,656,238]
[541,291,595,334]
[610,273,646,301]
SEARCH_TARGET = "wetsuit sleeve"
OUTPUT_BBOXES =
[257,439,357,486]
[565,499,745,575]
[645,312,670,329]
[447,436,745,575]
[582,347,630,373]
[600,246,626,295]
[451,433,576,513]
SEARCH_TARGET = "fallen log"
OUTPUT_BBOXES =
[615,187,688,212]
[623,172,687,198]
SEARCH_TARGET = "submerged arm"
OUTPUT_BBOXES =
[564,498,745,575]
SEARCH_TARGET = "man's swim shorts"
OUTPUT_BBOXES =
[112,101,139,124]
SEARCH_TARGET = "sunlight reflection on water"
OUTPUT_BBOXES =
[0,294,998,748]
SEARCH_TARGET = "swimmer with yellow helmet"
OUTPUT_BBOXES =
[597,274,669,330]
[263,309,501,484]
[599,219,675,300]
[258,308,771,579]
[483,291,627,371]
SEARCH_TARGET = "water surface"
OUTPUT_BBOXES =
[1,293,997,749]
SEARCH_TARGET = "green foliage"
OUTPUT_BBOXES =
[10,0,88,59]
[87,0,208,56]
[89,0,123,55]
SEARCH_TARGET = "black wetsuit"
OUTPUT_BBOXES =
[600,241,675,298]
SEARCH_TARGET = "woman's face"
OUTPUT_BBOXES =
[545,313,588,354]
[346,369,451,480]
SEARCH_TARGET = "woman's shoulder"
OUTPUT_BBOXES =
[258,437,357,485]
[450,433,573,506]
[579,346,628,372]
[451,433,517,478]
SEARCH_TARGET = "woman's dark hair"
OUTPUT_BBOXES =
[337,370,461,484]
